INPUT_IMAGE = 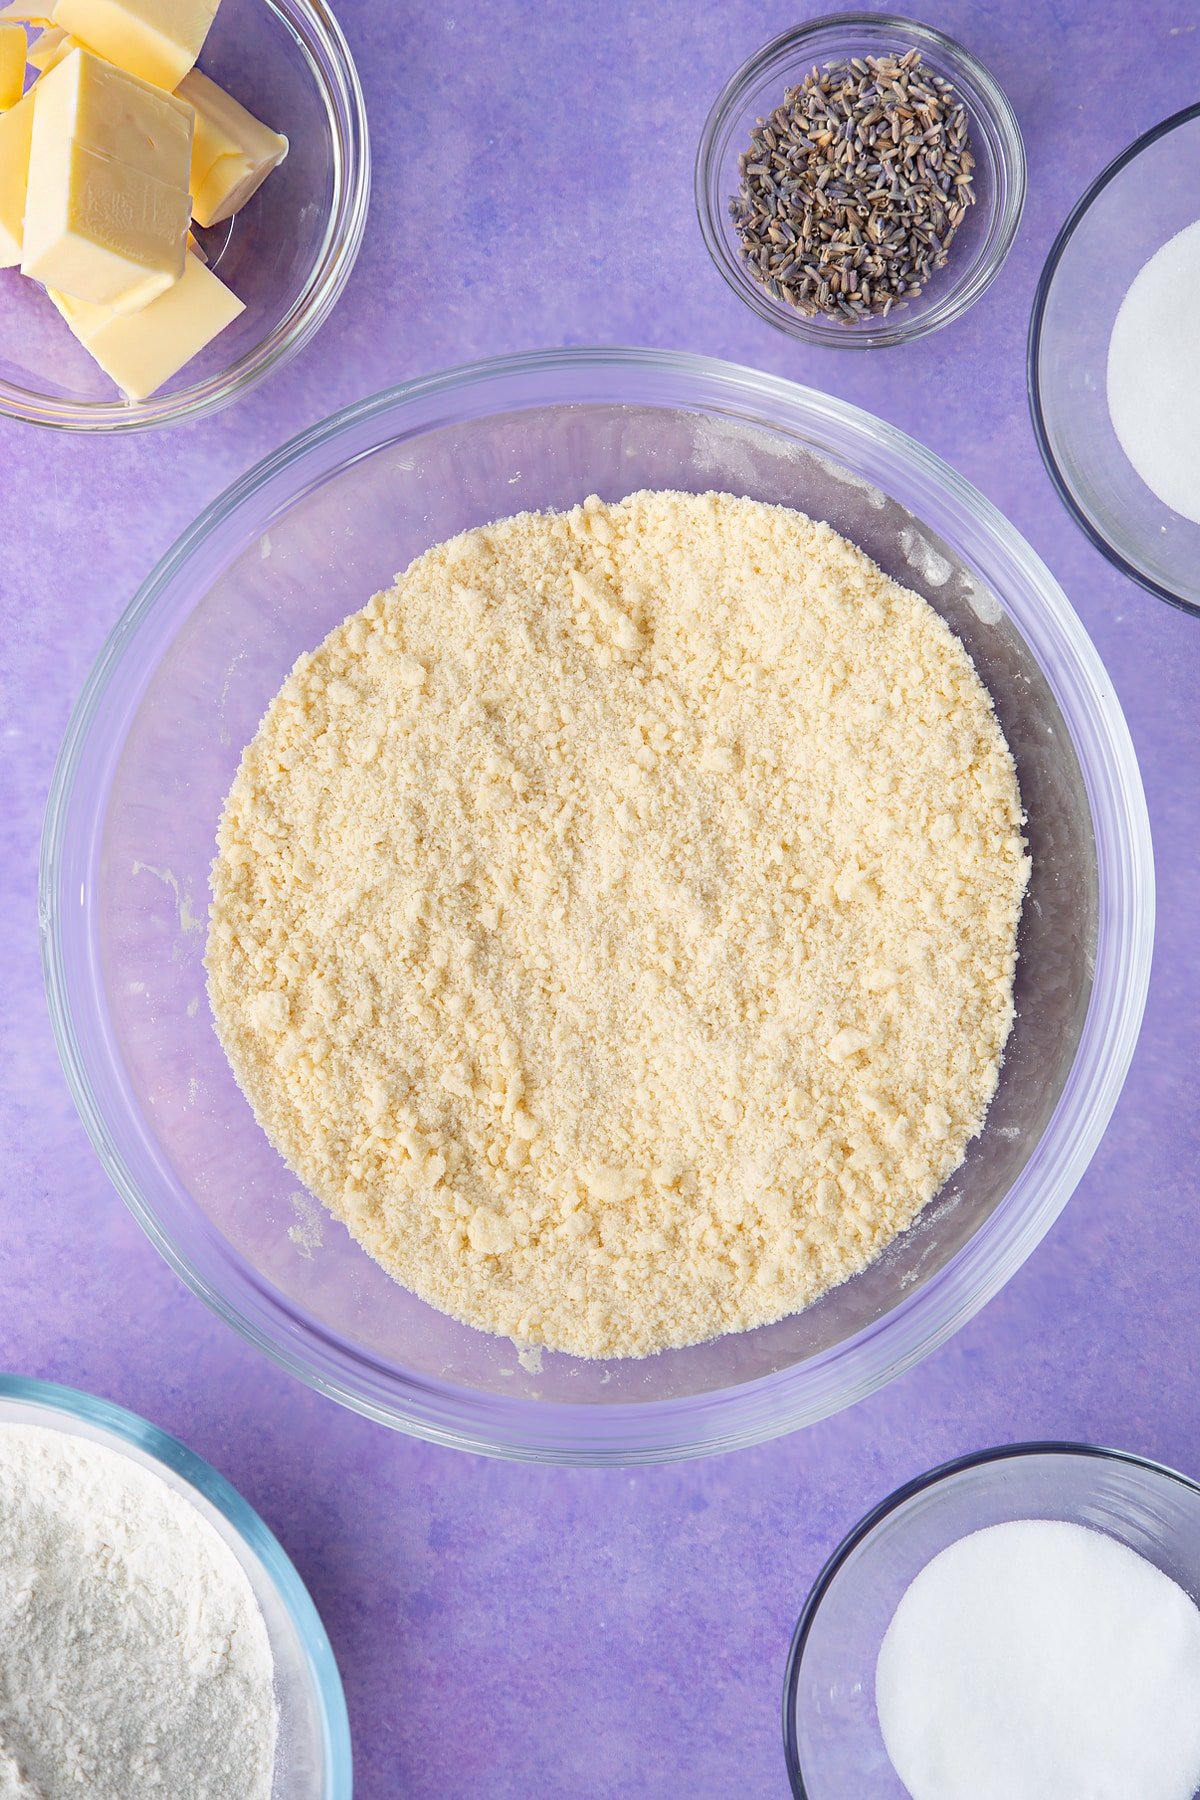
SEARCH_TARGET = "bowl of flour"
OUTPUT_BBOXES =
[0,1376,350,1798]
[40,348,1154,1462]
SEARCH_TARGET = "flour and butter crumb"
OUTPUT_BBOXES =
[207,491,1029,1359]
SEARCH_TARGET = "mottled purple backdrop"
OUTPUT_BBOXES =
[3,3,1199,1795]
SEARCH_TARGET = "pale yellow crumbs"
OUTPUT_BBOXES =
[207,491,1029,1359]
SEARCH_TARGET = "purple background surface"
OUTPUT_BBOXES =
[2,3,1199,1794]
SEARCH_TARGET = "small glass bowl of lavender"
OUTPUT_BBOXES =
[696,13,1025,349]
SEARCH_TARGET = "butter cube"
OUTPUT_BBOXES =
[43,281,86,323]
[0,3,50,22]
[52,0,218,90]
[27,23,77,69]
[0,84,35,262]
[46,248,243,398]
[21,46,192,308]
[53,43,192,171]
[24,140,192,306]
[177,69,287,228]
[0,21,24,106]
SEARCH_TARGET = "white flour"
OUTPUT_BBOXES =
[0,1425,277,1800]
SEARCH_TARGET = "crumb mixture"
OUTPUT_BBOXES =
[207,491,1029,1359]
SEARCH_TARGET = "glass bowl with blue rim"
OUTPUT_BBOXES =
[0,1374,351,1796]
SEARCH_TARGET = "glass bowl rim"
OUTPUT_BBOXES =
[782,1438,1200,1797]
[694,10,1027,350]
[1027,100,1200,621]
[0,0,371,434]
[39,345,1153,1464]
[0,1372,352,1794]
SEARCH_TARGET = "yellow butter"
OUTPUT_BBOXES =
[43,280,84,322]
[0,21,25,106]
[46,247,243,398]
[0,3,50,22]
[21,46,191,308]
[27,23,77,70]
[24,139,192,306]
[51,0,218,90]
[53,42,192,171]
[0,83,35,263]
[177,68,287,228]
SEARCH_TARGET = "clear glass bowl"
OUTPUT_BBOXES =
[0,1374,351,1796]
[40,347,1152,1464]
[695,13,1025,348]
[783,1443,1200,1797]
[0,0,369,432]
[1029,105,1200,618]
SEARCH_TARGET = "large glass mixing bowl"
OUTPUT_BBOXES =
[40,349,1153,1463]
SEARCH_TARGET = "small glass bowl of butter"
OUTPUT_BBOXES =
[0,0,369,431]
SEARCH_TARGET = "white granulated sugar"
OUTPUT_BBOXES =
[0,1426,277,1800]
[208,490,1028,1360]
[1108,218,1200,525]
[876,1518,1200,1800]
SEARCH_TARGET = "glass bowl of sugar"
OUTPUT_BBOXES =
[1030,104,1200,618]
[784,1442,1200,1799]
